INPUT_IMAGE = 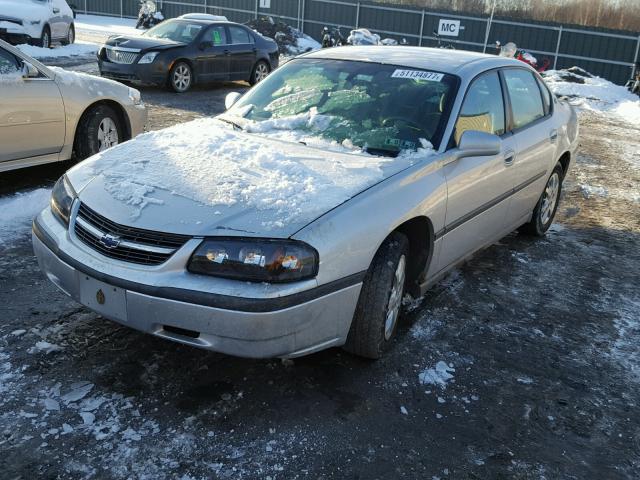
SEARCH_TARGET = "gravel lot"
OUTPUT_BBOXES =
[0,54,639,479]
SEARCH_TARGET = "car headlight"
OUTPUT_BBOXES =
[51,176,76,226]
[138,51,159,64]
[128,87,142,105]
[188,238,319,283]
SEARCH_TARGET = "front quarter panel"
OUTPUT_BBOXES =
[293,156,447,287]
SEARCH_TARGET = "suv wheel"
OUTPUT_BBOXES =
[62,24,75,45]
[343,232,409,359]
[36,26,51,48]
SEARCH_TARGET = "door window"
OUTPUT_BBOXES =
[229,26,253,45]
[0,48,20,75]
[503,69,545,129]
[536,76,552,116]
[207,26,227,46]
[454,71,505,145]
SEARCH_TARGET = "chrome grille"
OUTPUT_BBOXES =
[74,203,190,266]
[105,47,139,64]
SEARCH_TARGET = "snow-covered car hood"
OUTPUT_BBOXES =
[66,118,429,238]
[104,35,186,52]
[0,0,48,36]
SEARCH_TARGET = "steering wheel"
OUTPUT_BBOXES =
[381,117,430,138]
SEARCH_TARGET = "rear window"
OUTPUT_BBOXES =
[229,26,253,44]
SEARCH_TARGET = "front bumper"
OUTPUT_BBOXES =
[0,28,29,45]
[98,58,167,86]
[32,207,362,358]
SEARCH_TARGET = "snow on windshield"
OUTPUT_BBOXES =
[229,59,456,154]
[80,117,436,226]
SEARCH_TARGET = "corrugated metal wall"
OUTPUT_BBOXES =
[81,0,640,84]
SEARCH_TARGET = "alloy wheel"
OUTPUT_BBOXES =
[97,118,119,151]
[384,255,406,340]
[68,27,74,44]
[173,64,192,92]
[254,63,269,83]
[42,31,50,48]
[540,172,560,225]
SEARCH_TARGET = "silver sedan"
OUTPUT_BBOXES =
[33,46,578,359]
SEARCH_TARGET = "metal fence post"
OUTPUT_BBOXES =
[553,26,563,70]
[204,0,207,13]
[301,0,306,35]
[418,9,425,46]
[355,2,360,28]
[120,0,123,18]
[297,0,301,30]
[632,36,640,79]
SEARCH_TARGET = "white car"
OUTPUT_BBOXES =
[0,0,75,48]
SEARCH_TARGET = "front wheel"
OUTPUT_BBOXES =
[520,163,564,236]
[36,25,51,48]
[168,61,193,93]
[74,105,124,160]
[343,232,409,359]
[249,60,270,86]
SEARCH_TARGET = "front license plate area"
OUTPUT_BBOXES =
[79,274,127,322]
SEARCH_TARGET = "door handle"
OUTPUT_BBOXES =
[504,150,516,166]
[224,50,230,55]
[549,130,558,143]
[53,7,60,13]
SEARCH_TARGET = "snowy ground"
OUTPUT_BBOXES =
[1,54,639,478]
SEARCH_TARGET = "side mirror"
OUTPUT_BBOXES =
[225,91,242,110]
[457,130,501,158]
[22,61,39,79]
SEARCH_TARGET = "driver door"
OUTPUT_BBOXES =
[195,25,230,83]
[0,47,66,162]
[437,71,516,271]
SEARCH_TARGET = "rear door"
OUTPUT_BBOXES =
[195,25,230,82]
[226,25,256,80]
[437,70,517,271]
[0,47,65,162]
[501,68,556,225]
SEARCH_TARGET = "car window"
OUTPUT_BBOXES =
[229,26,253,45]
[207,26,227,46]
[503,69,545,129]
[230,58,458,154]
[536,76,552,116]
[0,48,20,75]
[144,20,203,43]
[454,71,505,145]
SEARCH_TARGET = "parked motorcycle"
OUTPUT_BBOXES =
[496,41,550,72]
[626,66,640,96]
[433,30,455,49]
[321,26,347,48]
[136,0,164,30]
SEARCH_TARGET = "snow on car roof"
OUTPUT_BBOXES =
[178,13,229,22]
[303,46,522,75]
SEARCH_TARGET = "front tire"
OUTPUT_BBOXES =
[74,105,124,160]
[343,232,409,359]
[521,163,564,236]
[36,25,51,48]
[168,61,193,93]
[249,60,270,86]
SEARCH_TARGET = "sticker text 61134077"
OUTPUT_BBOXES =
[391,69,444,82]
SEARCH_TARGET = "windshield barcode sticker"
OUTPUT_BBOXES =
[391,70,444,81]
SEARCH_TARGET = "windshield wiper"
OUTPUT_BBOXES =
[363,147,399,158]
[218,116,244,131]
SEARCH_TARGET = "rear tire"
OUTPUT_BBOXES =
[74,105,124,160]
[249,60,270,86]
[343,232,409,359]
[168,61,193,93]
[61,24,75,45]
[520,163,564,236]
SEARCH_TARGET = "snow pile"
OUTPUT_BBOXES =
[543,68,640,124]
[347,28,381,46]
[0,188,51,245]
[246,17,320,55]
[16,41,98,59]
[75,13,141,39]
[80,117,429,227]
[418,361,455,389]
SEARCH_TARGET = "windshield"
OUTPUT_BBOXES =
[144,20,202,43]
[229,58,458,154]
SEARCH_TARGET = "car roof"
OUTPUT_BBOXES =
[169,16,240,27]
[302,46,525,76]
